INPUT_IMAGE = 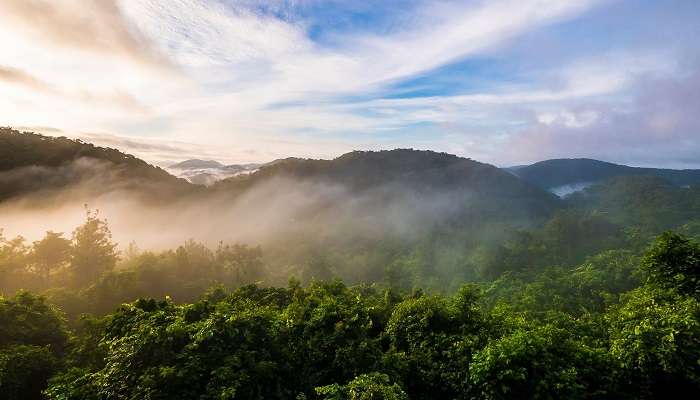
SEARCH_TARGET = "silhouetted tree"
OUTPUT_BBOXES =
[31,232,71,283]
[70,208,118,287]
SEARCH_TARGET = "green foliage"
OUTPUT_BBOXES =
[0,291,69,400]
[0,291,69,353]
[0,232,36,294]
[0,153,698,400]
[568,176,698,231]
[44,368,100,400]
[470,322,617,400]
[642,232,700,298]
[316,372,407,400]
[606,287,700,396]
[216,242,266,285]
[484,249,639,316]
[283,281,387,391]
[0,344,59,400]
[8,235,700,400]
[382,287,487,399]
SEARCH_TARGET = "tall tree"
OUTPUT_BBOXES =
[0,231,29,275]
[0,291,70,400]
[642,232,700,298]
[31,232,71,283]
[0,231,32,293]
[70,209,118,287]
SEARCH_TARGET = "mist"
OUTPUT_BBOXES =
[0,158,500,252]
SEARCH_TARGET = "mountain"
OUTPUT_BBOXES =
[167,159,262,185]
[0,129,562,225]
[0,127,193,201]
[510,158,700,196]
[169,159,225,170]
[566,175,700,231]
[215,149,561,222]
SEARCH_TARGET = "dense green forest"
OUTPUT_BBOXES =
[1,129,700,399]
[2,223,699,399]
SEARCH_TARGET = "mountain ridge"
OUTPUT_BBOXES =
[4,128,699,215]
[510,158,700,195]
[0,127,194,202]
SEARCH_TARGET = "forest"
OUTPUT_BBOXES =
[1,129,700,399]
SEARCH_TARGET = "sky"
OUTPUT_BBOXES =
[0,0,698,168]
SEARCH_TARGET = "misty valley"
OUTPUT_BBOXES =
[2,0,700,397]
[1,128,699,399]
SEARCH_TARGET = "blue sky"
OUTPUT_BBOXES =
[0,0,698,167]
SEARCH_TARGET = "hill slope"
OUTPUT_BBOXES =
[215,149,561,222]
[0,127,193,201]
[566,175,700,231]
[0,130,559,223]
[511,158,700,195]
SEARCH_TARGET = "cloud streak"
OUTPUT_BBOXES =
[0,0,697,167]
[0,0,171,70]
[0,66,57,93]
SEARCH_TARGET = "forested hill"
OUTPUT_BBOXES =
[0,128,194,201]
[214,149,561,219]
[566,175,700,231]
[1,130,556,209]
[231,149,549,193]
[511,158,700,191]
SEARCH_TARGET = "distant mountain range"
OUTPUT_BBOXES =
[168,156,700,197]
[2,128,699,209]
[0,129,558,225]
[167,159,262,185]
[508,158,700,197]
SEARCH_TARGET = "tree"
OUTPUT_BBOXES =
[316,372,407,400]
[0,345,59,400]
[216,242,265,286]
[31,231,71,282]
[642,232,700,298]
[0,231,29,273]
[0,291,69,400]
[283,281,385,392]
[0,291,69,354]
[469,322,616,400]
[301,254,335,283]
[384,291,486,399]
[0,232,32,293]
[606,287,700,397]
[47,296,295,400]
[70,208,118,287]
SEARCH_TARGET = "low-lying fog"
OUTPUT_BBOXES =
[0,167,480,251]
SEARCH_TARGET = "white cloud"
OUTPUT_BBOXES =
[11,0,683,166]
[536,110,599,128]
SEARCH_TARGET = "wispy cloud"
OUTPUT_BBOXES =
[122,0,605,94]
[0,0,171,70]
[0,66,57,93]
[0,0,697,167]
[110,0,609,149]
